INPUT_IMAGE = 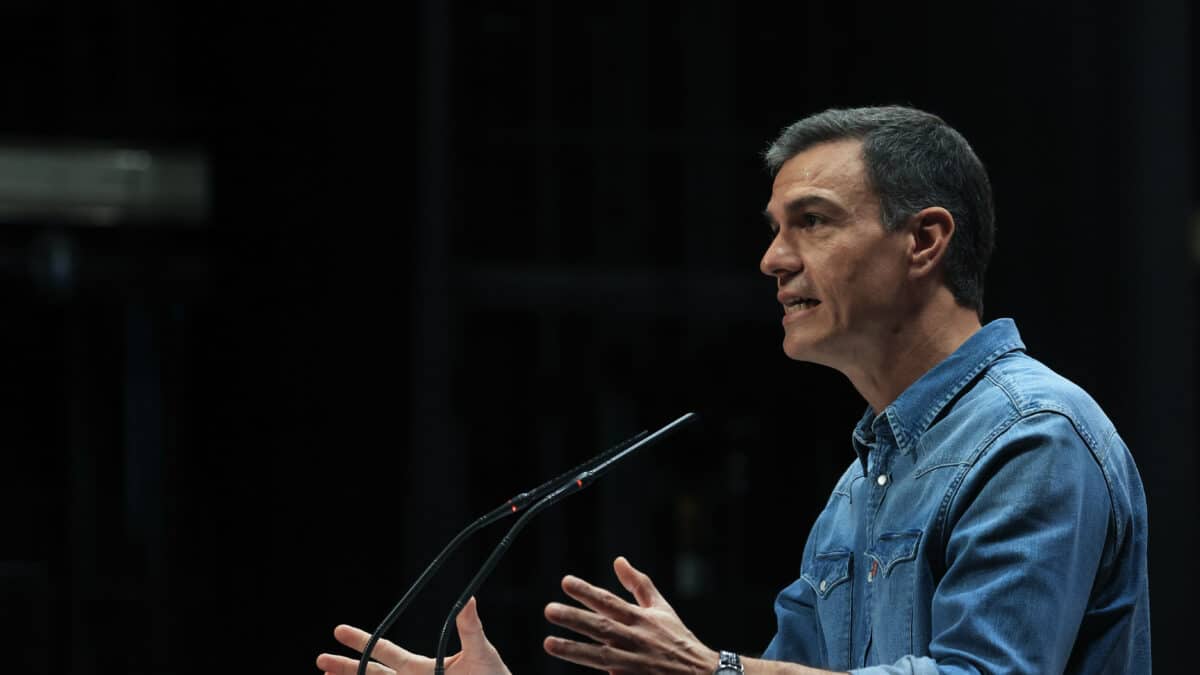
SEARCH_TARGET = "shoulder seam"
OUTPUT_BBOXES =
[934,408,1118,555]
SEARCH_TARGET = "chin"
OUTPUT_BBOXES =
[782,339,817,363]
[782,333,835,366]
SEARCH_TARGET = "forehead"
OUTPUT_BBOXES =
[767,138,871,209]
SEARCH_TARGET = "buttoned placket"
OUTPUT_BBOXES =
[857,425,895,667]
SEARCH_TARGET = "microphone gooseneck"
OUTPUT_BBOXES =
[354,428,651,675]
[432,412,697,674]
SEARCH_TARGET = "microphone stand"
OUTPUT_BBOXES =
[354,428,650,675]
[432,412,697,674]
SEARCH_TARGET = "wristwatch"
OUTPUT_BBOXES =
[714,650,744,674]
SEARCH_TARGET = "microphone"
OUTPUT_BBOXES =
[432,412,698,674]
[354,427,652,675]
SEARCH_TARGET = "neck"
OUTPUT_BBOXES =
[841,292,982,414]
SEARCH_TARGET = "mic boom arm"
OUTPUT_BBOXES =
[432,412,697,674]
[354,428,652,675]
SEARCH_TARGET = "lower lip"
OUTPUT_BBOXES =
[782,303,820,325]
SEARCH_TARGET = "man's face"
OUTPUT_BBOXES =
[760,139,912,367]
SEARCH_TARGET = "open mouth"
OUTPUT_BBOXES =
[783,298,821,314]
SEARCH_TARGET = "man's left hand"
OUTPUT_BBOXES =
[543,556,719,674]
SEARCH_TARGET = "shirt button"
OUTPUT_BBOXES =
[819,580,827,593]
[877,474,889,487]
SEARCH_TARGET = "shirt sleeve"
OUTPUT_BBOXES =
[851,410,1113,675]
[761,576,823,664]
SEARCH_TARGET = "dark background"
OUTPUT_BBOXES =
[0,0,1195,673]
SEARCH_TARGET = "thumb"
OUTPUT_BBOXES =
[614,556,669,609]
[455,596,490,649]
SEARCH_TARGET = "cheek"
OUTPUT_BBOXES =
[828,251,903,311]
[822,250,870,300]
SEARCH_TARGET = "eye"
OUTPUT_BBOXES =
[802,213,823,227]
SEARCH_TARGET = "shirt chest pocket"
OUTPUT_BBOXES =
[801,549,853,669]
[865,529,923,659]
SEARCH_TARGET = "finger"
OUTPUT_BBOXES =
[331,624,373,653]
[455,596,507,663]
[543,635,638,672]
[455,596,489,650]
[544,601,638,649]
[331,625,433,672]
[315,652,395,675]
[613,556,668,609]
[560,575,641,624]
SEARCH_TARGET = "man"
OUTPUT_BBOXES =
[316,106,1151,674]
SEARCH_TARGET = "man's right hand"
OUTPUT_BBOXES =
[316,596,512,675]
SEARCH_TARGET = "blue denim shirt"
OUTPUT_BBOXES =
[761,319,1150,674]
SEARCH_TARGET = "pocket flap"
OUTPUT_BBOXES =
[866,529,922,577]
[801,548,852,598]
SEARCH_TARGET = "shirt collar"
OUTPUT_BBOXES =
[852,318,1026,462]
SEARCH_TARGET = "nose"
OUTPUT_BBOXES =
[760,232,800,281]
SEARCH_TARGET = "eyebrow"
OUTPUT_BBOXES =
[762,195,845,231]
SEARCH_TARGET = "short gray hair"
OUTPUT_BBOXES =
[764,106,995,317]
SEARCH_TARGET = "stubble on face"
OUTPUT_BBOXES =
[762,140,911,370]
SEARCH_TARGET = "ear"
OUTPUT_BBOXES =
[907,207,955,279]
